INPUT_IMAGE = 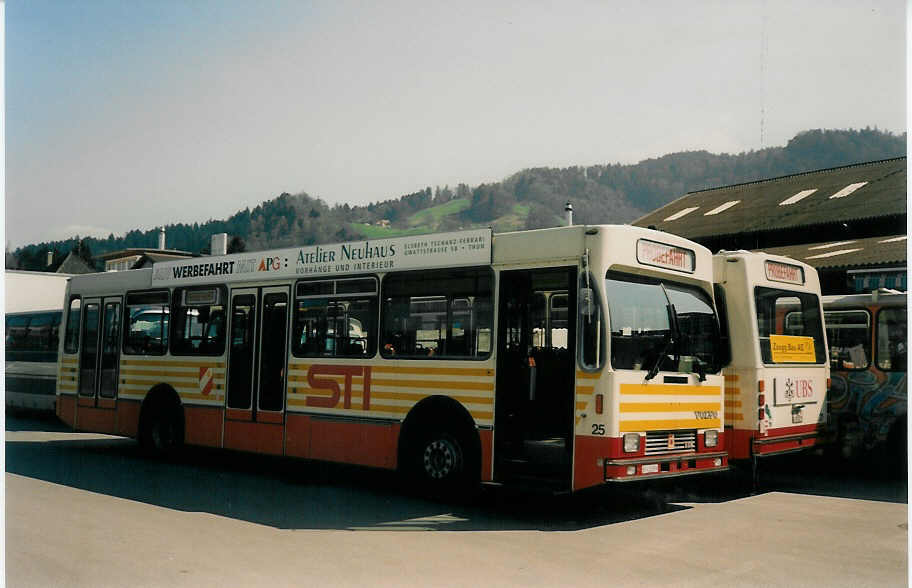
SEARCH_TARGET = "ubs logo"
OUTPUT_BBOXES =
[784,378,795,402]
[782,378,813,403]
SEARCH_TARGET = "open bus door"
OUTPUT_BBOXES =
[494,267,576,488]
[224,286,290,455]
[75,296,122,433]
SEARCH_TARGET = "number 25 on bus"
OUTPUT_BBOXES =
[56,225,729,493]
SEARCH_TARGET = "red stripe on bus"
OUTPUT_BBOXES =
[285,413,313,459]
[308,418,399,470]
[116,399,141,438]
[479,429,493,482]
[76,406,116,435]
[57,394,76,428]
[727,424,820,460]
[573,435,621,491]
[224,420,284,455]
[183,405,223,447]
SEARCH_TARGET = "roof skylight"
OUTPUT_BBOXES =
[808,240,857,250]
[703,200,740,216]
[805,248,864,260]
[779,189,818,206]
[828,182,869,199]
[663,206,699,221]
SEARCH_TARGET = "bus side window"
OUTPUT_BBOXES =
[292,278,378,359]
[824,310,871,370]
[876,307,907,371]
[64,297,82,354]
[123,291,170,356]
[380,268,493,359]
[171,287,227,356]
[712,284,731,368]
[579,279,605,370]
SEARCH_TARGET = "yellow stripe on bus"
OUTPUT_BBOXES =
[287,364,494,378]
[367,390,492,404]
[620,384,721,396]
[619,402,721,413]
[619,418,721,432]
[368,365,493,377]
[120,359,226,369]
[576,385,595,394]
[726,400,742,408]
[370,378,493,391]
[286,399,493,421]
[724,374,739,382]
[576,371,601,380]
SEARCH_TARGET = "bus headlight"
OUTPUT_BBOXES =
[704,430,718,448]
[623,433,639,453]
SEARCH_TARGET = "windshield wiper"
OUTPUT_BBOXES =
[645,331,673,381]
[692,356,707,382]
[645,300,679,381]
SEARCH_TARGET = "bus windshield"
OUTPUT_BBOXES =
[756,287,826,364]
[605,271,721,376]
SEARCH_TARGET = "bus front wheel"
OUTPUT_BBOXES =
[407,425,478,496]
[420,432,465,481]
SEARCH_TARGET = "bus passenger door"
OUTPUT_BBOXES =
[494,267,576,488]
[76,297,122,433]
[224,286,289,455]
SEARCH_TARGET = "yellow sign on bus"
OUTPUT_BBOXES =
[769,334,816,363]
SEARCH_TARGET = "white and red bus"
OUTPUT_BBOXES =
[56,225,728,492]
[713,251,829,468]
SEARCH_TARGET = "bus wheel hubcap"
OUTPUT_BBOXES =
[423,438,461,479]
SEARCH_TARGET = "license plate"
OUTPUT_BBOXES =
[642,464,659,474]
[792,412,803,424]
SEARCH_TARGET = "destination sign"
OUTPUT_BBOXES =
[636,239,695,273]
[769,334,816,363]
[765,260,805,285]
[151,228,492,286]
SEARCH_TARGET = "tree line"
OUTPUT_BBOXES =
[8,127,905,271]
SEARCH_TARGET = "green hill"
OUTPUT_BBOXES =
[10,127,905,271]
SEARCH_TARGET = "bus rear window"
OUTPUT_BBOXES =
[755,287,825,364]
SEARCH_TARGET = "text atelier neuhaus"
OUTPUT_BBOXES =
[167,235,488,280]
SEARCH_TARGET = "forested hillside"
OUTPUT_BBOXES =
[10,128,905,271]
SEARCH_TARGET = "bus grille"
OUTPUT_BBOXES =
[645,430,697,455]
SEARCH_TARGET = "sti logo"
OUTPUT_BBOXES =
[257,256,288,272]
[305,365,372,410]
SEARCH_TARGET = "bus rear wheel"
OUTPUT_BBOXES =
[140,400,183,456]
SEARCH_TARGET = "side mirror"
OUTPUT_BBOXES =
[579,288,596,319]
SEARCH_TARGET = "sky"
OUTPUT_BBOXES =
[4,0,907,248]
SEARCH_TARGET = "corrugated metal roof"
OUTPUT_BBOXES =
[634,157,906,238]
[755,234,907,270]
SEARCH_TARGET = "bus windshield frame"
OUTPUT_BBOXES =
[604,271,722,376]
